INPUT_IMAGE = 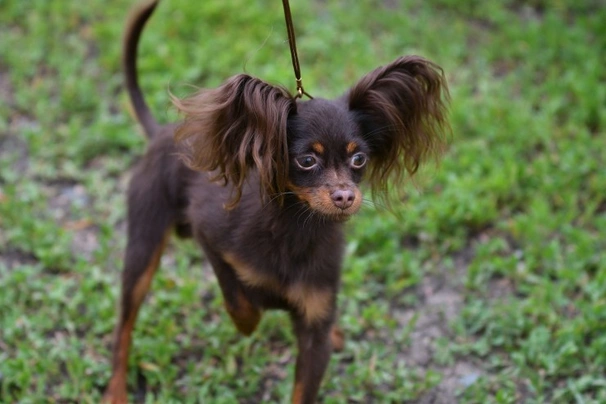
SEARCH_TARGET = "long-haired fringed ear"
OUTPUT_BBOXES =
[348,56,450,203]
[172,74,296,209]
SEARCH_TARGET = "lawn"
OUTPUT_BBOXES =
[1,0,605,402]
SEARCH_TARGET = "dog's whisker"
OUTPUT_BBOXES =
[361,123,397,138]
[260,191,298,212]
[361,197,386,210]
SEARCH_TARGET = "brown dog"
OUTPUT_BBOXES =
[104,1,449,402]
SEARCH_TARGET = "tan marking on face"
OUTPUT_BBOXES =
[287,180,363,218]
[346,141,358,154]
[296,186,335,213]
[286,180,308,203]
[311,142,324,154]
[286,285,333,325]
[350,187,363,212]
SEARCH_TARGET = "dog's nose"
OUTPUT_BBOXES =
[331,189,355,209]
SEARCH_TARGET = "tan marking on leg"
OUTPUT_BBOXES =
[286,182,346,215]
[330,325,344,352]
[224,289,262,336]
[104,235,168,403]
[224,254,333,325]
[311,142,324,154]
[346,141,358,154]
[286,286,333,325]
[131,242,164,305]
[221,253,265,334]
[104,320,132,403]
[292,381,304,404]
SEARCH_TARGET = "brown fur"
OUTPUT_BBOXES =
[105,232,168,404]
[311,142,325,154]
[330,325,345,352]
[172,75,295,208]
[104,1,449,403]
[224,289,262,336]
[348,56,450,200]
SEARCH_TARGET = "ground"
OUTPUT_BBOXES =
[1,0,605,402]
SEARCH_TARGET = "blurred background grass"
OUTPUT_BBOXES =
[0,0,605,402]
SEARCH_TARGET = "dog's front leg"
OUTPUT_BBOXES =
[291,316,334,404]
[205,250,262,335]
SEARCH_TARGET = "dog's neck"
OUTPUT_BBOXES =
[265,193,346,256]
[260,193,346,269]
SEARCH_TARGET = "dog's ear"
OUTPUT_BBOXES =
[173,74,295,208]
[347,56,450,197]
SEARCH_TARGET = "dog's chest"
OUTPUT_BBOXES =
[222,250,337,324]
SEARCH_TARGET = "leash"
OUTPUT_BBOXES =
[282,0,313,99]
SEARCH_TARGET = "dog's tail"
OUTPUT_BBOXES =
[123,0,160,137]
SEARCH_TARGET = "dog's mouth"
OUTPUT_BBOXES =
[322,204,362,220]
[303,205,359,222]
[327,211,356,222]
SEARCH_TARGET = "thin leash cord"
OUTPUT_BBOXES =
[282,0,313,99]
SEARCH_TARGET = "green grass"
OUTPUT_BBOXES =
[1,0,605,402]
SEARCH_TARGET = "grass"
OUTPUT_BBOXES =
[1,0,605,402]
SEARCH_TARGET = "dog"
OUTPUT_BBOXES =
[104,0,449,402]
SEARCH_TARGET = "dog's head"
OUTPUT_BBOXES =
[174,56,449,219]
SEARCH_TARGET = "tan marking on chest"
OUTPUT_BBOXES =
[286,285,333,325]
[223,253,279,290]
[223,253,334,324]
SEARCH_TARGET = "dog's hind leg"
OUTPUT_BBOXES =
[103,176,175,403]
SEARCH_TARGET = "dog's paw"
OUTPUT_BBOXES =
[102,376,129,404]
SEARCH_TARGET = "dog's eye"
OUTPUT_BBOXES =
[350,152,367,169]
[296,155,318,170]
